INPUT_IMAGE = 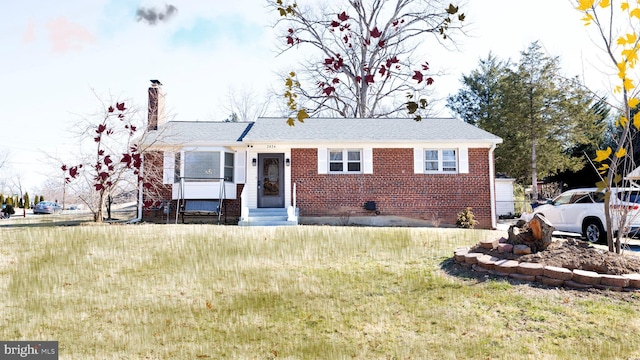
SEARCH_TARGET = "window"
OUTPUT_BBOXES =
[174,152,181,183]
[224,152,234,182]
[329,149,362,173]
[183,151,235,182]
[424,149,457,173]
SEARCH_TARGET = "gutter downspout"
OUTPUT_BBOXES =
[129,158,144,224]
[488,143,498,229]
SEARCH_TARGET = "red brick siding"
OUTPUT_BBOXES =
[291,148,494,228]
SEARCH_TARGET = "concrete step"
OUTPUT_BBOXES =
[238,219,297,226]
[239,208,299,226]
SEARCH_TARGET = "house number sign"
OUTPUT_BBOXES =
[266,145,277,149]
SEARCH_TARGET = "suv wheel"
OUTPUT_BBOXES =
[583,219,605,243]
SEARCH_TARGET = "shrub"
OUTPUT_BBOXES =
[456,207,478,229]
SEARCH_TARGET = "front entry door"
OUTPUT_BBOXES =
[257,153,285,208]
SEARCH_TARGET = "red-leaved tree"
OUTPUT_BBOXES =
[62,101,152,222]
[270,0,465,122]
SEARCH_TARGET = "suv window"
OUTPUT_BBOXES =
[618,190,640,203]
[573,193,595,204]
[553,193,575,205]
[591,192,606,203]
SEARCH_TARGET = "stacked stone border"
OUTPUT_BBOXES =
[453,238,640,292]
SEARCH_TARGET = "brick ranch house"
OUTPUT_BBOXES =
[141,82,503,228]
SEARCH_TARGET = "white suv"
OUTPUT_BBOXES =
[524,187,640,243]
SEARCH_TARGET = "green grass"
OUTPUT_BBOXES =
[1,224,640,359]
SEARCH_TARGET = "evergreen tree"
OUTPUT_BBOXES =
[447,42,602,199]
[23,192,30,209]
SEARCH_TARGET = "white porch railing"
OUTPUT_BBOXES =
[240,186,248,222]
[287,182,297,222]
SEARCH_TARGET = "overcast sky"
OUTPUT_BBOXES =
[0,0,612,191]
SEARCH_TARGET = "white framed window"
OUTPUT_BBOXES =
[424,149,457,173]
[224,152,234,182]
[183,151,235,182]
[328,149,362,173]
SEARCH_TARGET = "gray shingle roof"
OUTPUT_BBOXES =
[144,121,252,146]
[242,117,502,143]
[144,118,502,147]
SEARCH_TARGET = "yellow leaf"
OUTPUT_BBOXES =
[296,109,309,123]
[596,179,608,191]
[600,0,611,7]
[286,117,295,126]
[618,115,629,127]
[614,173,623,184]
[634,112,640,129]
[624,77,635,91]
[618,36,628,45]
[628,33,638,43]
[622,2,630,10]
[594,147,612,162]
[285,78,293,88]
[577,0,595,10]
[598,164,610,171]
[632,8,640,18]
[629,97,640,108]
[289,71,296,77]
[581,13,594,24]
[614,85,622,93]
[616,147,627,158]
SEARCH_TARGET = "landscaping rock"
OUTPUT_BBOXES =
[600,274,629,288]
[497,243,513,253]
[513,245,532,255]
[623,273,640,288]
[572,269,601,285]
[543,266,573,281]
[564,280,593,290]
[494,259,519,274]
[454,248,469,263]
[464,252,482,264]
[472,264,489,273]
[477,255,499,270]
[538,276,564,287]
[510,273,536,282]
[479,238,499,249]
[489,269,510,277]
[517,262,545,276]
[594,284,623,292]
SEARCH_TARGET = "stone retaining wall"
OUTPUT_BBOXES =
[454,246,640,291]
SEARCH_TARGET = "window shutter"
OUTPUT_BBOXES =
[413,148,424,174]
[163,152,175,184]
[363,148,373,174]
[318,148,328,174]
[459,147,469,173]
[234,151,246,184]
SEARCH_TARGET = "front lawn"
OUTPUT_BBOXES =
[1,224,639,359]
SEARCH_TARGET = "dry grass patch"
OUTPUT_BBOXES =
[1,224,640,359]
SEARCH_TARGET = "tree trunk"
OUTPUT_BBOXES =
[95,190,106,223]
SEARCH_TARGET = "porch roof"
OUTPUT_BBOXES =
[241,117,502,144]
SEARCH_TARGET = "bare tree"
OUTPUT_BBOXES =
[0,150,9,170]
[221,86,273,121]
[269,0,466,119]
